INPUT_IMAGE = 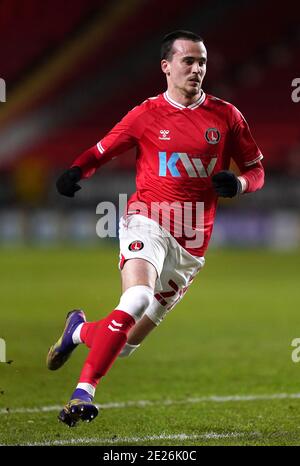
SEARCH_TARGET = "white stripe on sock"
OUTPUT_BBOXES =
[72,323,84,344]
[119,342,140,358]
[76,383,95,398]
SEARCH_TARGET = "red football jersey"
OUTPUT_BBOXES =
[77,91,263,256]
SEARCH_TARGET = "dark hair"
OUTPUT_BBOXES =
[161,30,204,61]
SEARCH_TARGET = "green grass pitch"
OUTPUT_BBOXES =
[0,245,300,446]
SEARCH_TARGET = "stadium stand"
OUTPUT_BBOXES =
[0,0,299,178]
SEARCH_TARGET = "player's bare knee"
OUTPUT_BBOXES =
[116,285,154,321]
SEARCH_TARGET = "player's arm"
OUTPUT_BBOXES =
[235,159,264,193]
[212,107,265,198]
[56,106,145,197]
[212,160,265,198]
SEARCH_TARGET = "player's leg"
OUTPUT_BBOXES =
[58,257,157,427]
[76,213,166,349]
[120,280,191,357]
[46,261,159,371]
[76,257,157,348]
[119,308,170,357]
[124,315,156,344]
[78,265,193,358]
[68,261,159,356]
[119,281,189,358]
[46,251,157,370]
[55,214,167,426]
[121,244,206,357]
[47,251,204,374]
[46,305,157,366]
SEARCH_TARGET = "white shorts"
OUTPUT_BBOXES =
[119,214,205,325]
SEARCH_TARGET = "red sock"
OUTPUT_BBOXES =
[80,321,102,348]
[78,310,135,387]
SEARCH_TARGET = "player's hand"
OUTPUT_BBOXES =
[56,166,82,197]
[212,170,241,198]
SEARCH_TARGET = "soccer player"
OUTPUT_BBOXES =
[47,30,264,427]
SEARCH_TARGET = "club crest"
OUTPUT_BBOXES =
[205,128,221,144]
[129,241,144,251]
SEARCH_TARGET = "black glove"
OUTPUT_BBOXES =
[212,170,241,198]
[56,166,82,197]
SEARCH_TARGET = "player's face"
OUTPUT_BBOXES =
[162,39,207,98]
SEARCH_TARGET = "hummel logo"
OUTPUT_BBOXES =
[159,129,170,140]
[108,320,123,332]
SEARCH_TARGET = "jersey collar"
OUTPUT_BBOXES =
[163,90,206,110]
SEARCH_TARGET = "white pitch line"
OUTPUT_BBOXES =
[11,431,259,447]
[1,392,300,416]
